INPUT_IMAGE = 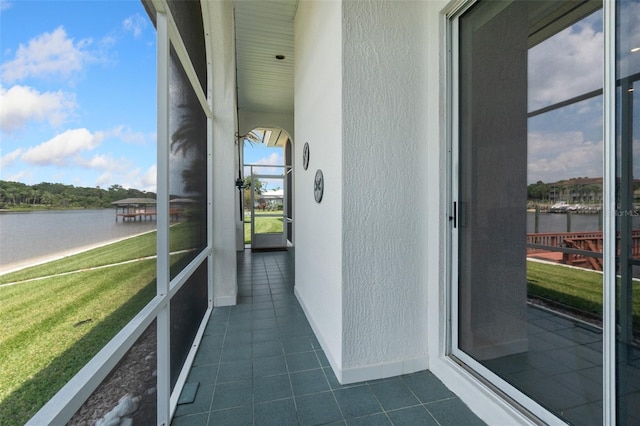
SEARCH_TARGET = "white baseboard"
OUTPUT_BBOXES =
[340,356,430,384]
[294,287,429,385]
[214,295,236,307]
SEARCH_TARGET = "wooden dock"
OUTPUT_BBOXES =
[526,230,640,271]
[112,198,184,222]
[116,208,183,222]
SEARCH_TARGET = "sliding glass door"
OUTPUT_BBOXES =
[451,0,640,423]
[615,1,640,423]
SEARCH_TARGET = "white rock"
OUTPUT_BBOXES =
[94,394,140,426]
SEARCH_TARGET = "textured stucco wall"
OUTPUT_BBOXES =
[209,0,238,306]
[294,0,344,369]
[341,0,429,380]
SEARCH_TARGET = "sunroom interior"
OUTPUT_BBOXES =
[20,0,640,425]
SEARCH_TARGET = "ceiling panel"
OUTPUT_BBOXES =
[234,0,297,114]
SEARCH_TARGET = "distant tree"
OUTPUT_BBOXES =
[0,180,155,210]
[527,181,551,201]
[243,176,266,209]
[243,176,264,194]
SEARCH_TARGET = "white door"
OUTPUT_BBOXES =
[249,166,289,251]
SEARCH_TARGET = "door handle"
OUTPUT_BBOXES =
[449,202,457,228]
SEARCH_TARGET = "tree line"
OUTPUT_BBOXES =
[527,179,603,202]
[0,181,155,210]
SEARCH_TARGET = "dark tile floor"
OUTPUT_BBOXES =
[482,304,640,426]
[171,250,484,426]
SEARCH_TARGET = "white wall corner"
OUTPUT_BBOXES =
[214,294,237,307]
[340,356,430,386]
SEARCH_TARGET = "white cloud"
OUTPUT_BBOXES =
[244,152,284,175]
[1,1,12,12]
[0,85,76,133]
[0,148,22,168]
[96,172,113,188]
[528,12,603,111]
[91,164,156,193]
[528,131,603,183]
[141,165,156,188]
[123,14,148,39]
[1,27,94,83]
[76,154,132,173]
[21,128,104,166]
[256,152,283,166]
[3,169,32,183]
[117,165,156,193]
[108,125,147,145]
[243,152,286,190]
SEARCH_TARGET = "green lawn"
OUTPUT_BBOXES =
[5,231,636,424]
[527,260,640,329]
[0,223,202,425]
[244,211,284,244]
[0,261,156,424]
[0,221,200,284]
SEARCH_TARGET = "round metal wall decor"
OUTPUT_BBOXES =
[314,169,324,203]
[302,142,310,170]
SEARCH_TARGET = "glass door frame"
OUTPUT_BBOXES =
[246,164,290,250]
[446,0,617,423]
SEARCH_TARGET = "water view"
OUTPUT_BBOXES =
[0,209,156,273]
[527,211,640,233]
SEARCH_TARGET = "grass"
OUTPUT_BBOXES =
[527,260,640,329]
[243,211,284,244]
[0,261,156,424]
[0,222,204,425]
[0,221,201,284]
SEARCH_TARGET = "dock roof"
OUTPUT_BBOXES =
[111,198,157,205]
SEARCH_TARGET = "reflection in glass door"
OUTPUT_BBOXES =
[453,1,608,424]
[616,1,640,423]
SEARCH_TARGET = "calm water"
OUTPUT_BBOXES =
[527,211,640,232]
[0,209,634,272]
[0,209,156,272]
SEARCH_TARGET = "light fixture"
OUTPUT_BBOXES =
[275,54,285,60]
[631,47,640,53]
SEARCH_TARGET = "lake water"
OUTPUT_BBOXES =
[0,209,156,273]
[527,211,640,233]
[0,209,635,273]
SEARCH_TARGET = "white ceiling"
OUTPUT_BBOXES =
[234,0,297,115]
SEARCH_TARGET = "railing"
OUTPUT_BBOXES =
[526,230,640,271]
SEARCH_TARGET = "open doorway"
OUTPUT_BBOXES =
[242,128,293,251]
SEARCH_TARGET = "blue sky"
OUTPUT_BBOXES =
[2,2,635,191]
[0,0,283,193]
[1,0,157,191]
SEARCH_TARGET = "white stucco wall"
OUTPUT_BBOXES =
[294,0,430,383]
[294,0,344,370]
[209,0,238,306]
[340,0,430,382]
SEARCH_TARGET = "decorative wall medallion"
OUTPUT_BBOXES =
[302,142,310,170]
[314,169,324,203]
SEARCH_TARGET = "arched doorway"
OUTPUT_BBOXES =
[242,127,293,251]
